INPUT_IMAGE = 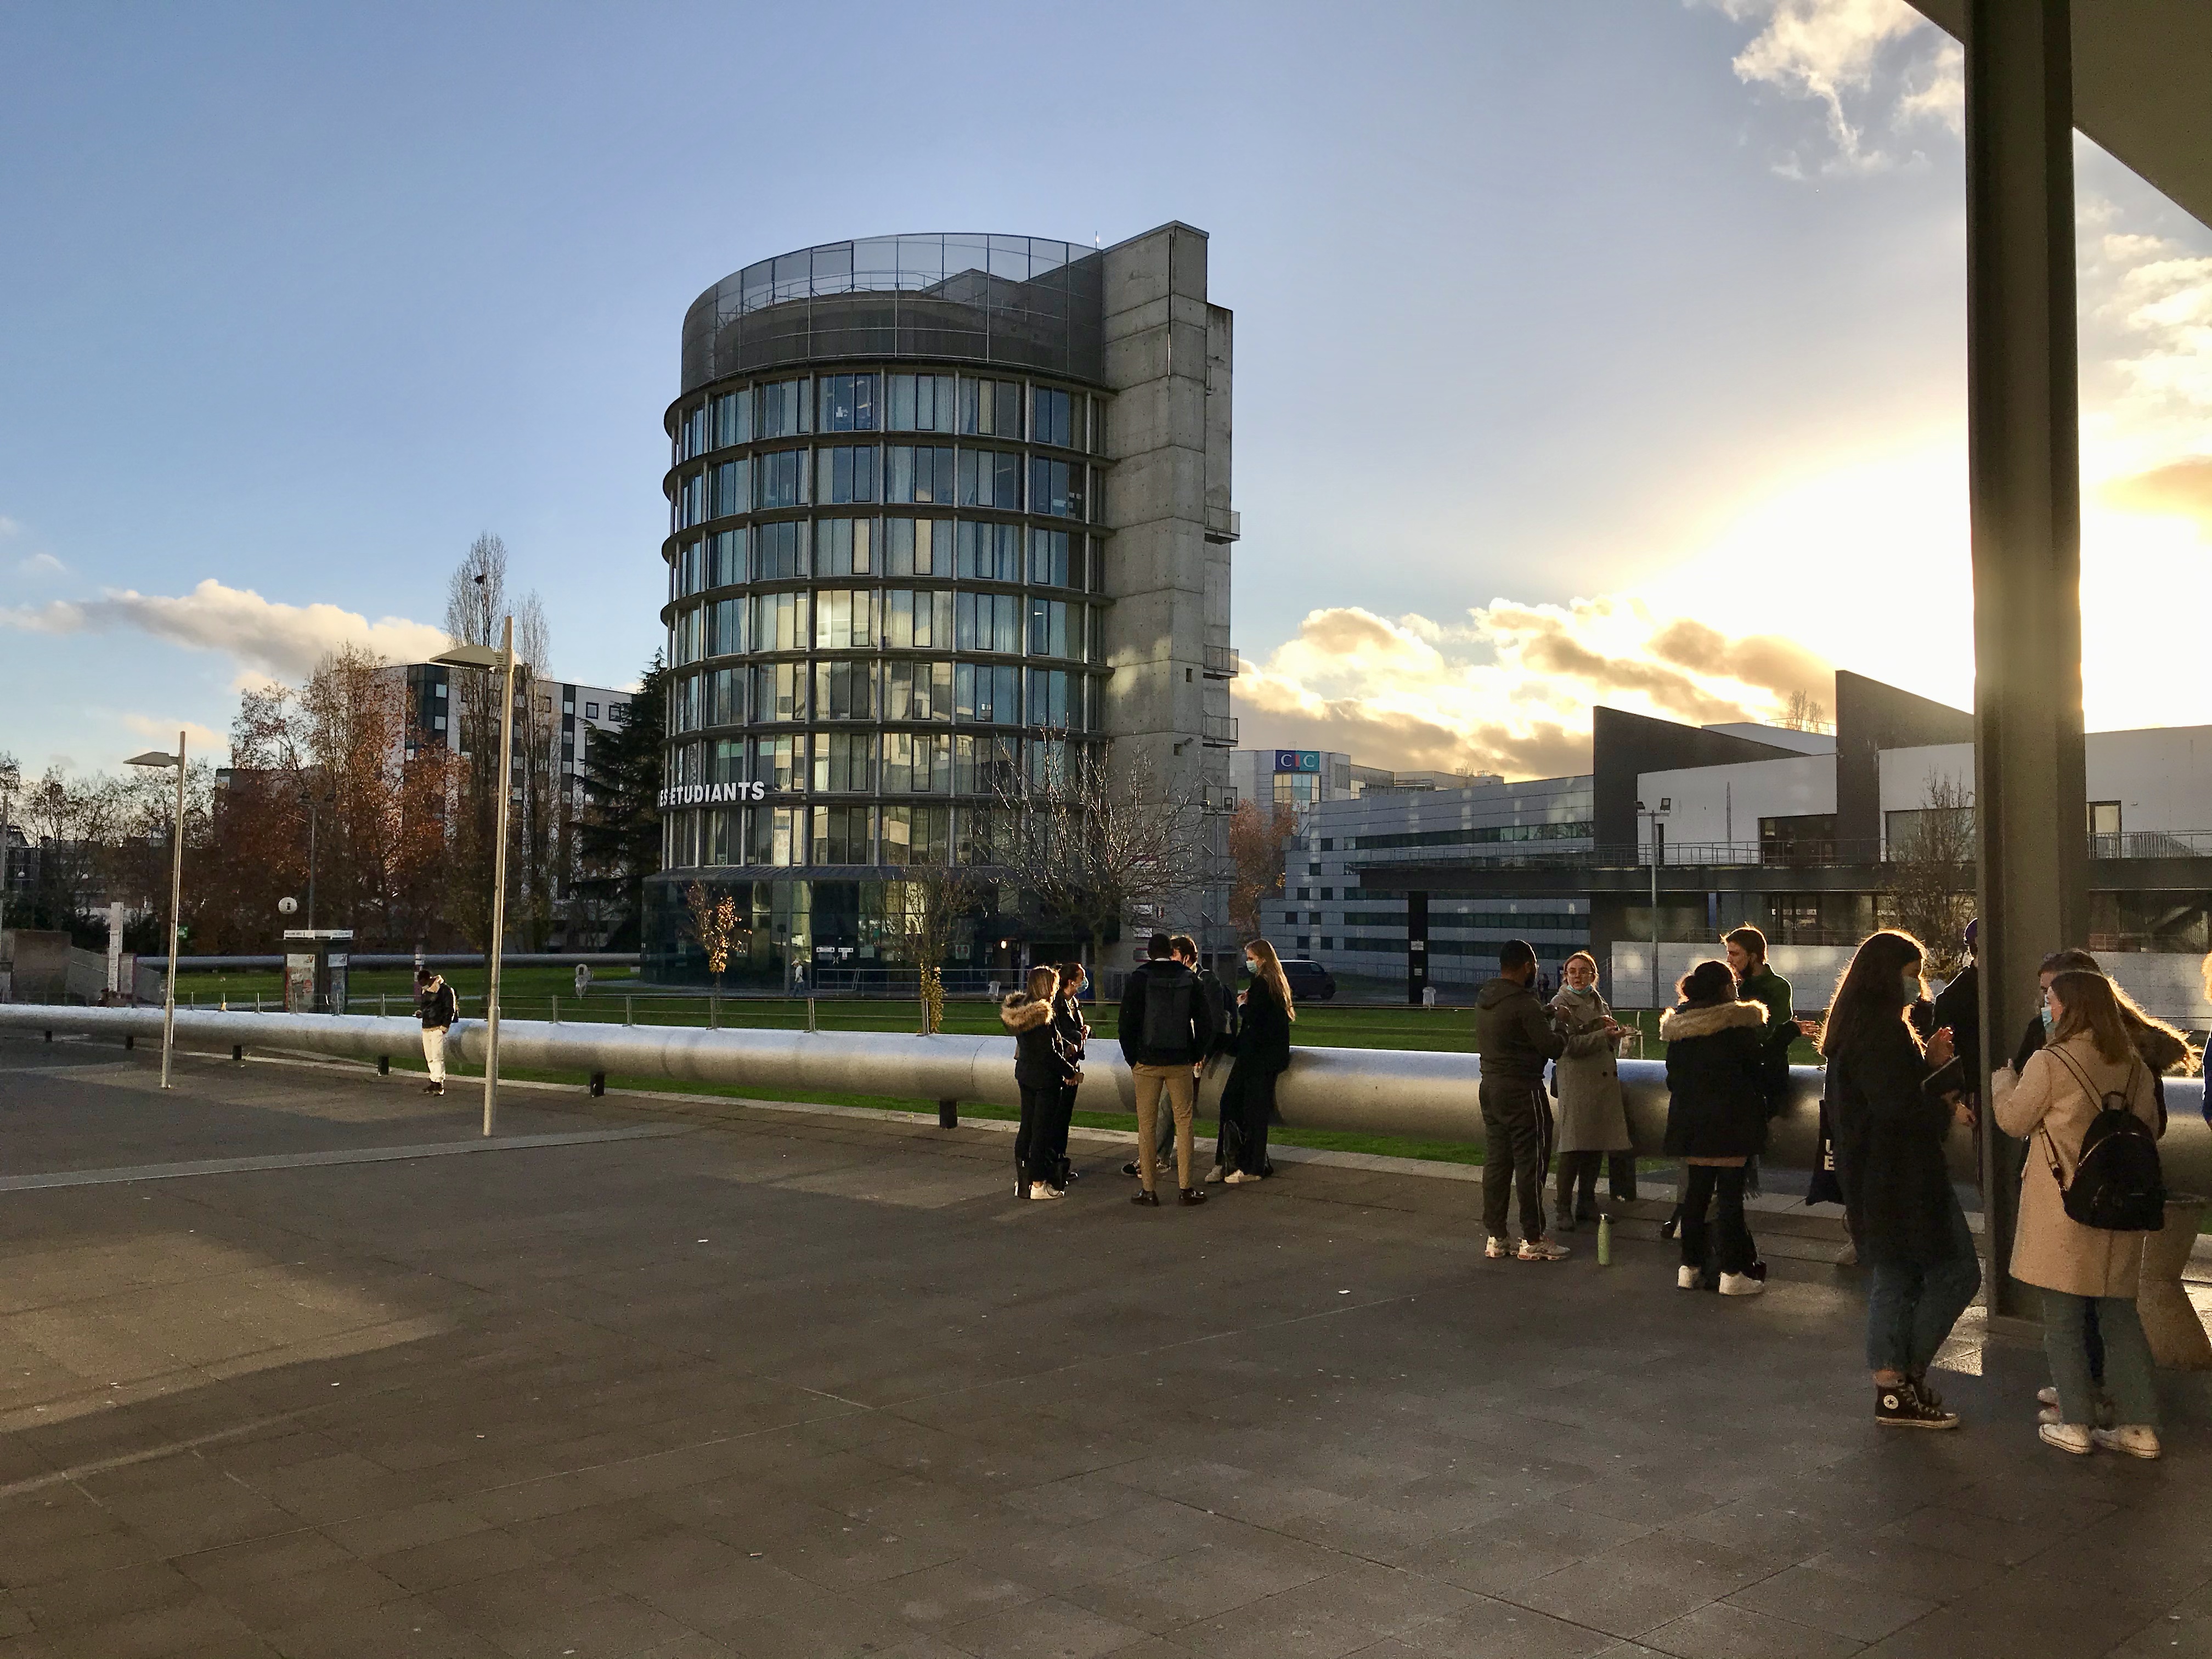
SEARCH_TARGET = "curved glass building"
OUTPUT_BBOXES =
[648,224,1237,989]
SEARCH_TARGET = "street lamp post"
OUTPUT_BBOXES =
[126,735,188,1089]
[434,622,522,1137]
[0,758,18,1001]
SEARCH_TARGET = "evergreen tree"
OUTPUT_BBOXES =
[575,654,667,949]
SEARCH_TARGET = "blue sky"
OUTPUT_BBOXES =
[3,1,2207,778]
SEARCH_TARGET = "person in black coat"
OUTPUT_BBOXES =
[1661,960,1770,1297]
[1820,929,1977,1429]
[1217,939,1296,1184]
[1002,966,1076,1201]
[1044,962,1090,1189]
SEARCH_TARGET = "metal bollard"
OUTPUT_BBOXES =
[379,994,387,1017]
[377,1056,389,1076]
[938,1099,958,1128]
[624,995,633,1027]
[231,1045,243,1063]
[590,1071,606,1097]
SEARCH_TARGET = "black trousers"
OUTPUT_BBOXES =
[1218,1062,1277,1175]
[1607,1150,1639,1201]
[1680,1164,1753,1275]
[1556,1150,1605,1218]
[1045,1082,1079,1182]
[1480,1080,1552,1240]
[1014,1087,1060,1188]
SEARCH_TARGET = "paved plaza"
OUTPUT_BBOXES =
[0,1035,2206,1658]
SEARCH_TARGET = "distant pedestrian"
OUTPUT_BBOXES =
[1119,933,1218,1207]
[1217,938,1295,1186]
[1547,951,1629,1232]
[415,968,457,1097]
[1819,930,1977,1430]
[1002,966,1075,1202]
[1475,940,1568,1261]
[1046,962,1090,1189]
[1660,961,1770,1297]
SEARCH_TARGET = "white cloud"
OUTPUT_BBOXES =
[14,552,64,577]
[0,578,449,684]
[0,517,22,539]
[1701,0,1958,175]
[119,712,227,758]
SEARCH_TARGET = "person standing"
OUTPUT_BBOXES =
[1475,940,1568,1261]
[1218,939,1295,1185]
[1134,935,1227,1177]
[1045,962,1090,1189]
[1547,951,1629,1231]
[1002,966,1074,1202]
[415,968,458,1097]
[1119,933,1217,1207]
[1993,967,2166,1457]
[1820,930,1977,1429]
[1660,961,1771,1296]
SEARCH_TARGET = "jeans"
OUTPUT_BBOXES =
[1480,1080,1552,1241]
[1680,1164,1753,1275]
[1133,1064,1197,1192]
[2044,1291,2156,1426]
[1864,1190,1982,1375]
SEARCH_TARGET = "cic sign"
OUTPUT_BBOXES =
[1273,750,1321,774]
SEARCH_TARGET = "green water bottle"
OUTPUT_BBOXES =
[1597,1213,1613,1266]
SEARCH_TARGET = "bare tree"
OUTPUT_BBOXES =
[1228,798,1300,937]
[1885,771,1975,974]
[887,861,985,1032]
[1780,689,1830,732]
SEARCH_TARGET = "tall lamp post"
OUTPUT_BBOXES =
[126,735,188,1090]
[1637,799,1670,1014]
[434,622,522,1137]
[0,758,18,1000]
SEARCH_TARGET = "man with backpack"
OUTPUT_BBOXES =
[415,967,458,1097]
[1119,932,1220,1207]
[1128,935,1234,1178]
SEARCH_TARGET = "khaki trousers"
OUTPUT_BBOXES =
[421,1026,447,1085]
[1132,1063,1197,1192]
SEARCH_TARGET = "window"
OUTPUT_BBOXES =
[955,734,1018,795]
[1025,668,1072,729]
[885,659,952,720]
[2089,800,2123,838]
[959,377,1023,437]
[1029,529,1073,588]
[1028,738,1070,789]
[679,403,707,460]
[700,808,741,866]
[1758,814,1839,863]
[1033,387,1074,448]
[757,449,806,509]
[758,377,810,437]
[957,805,1005,865]
[955,520,1021,581]
[675,470,707,529]
[1025,598,1070,658]
[885,444,955,504]
[813,589,874,649]
[585,702,599,719]
[712,388,751,449]
[708,597,744,656]
[610,701,628,720]
[882,732,952,794]
[433,714,447,731]
[674,539,703,599]
[751,734,802,792]
[818,373,877,432]
[955,591,1021,653]
[955,662,1020,723]
[815,518,873,576]
[814,731,875,792]
[705,527,745,587]
[435,682,447,699]
[814,659,877,720]
[754,520,806,580]
[751,590,808,651]
[751,662,806,722]
[706,737,746,785]
[1029,458,1085,520]
[710,456,749,517]
[811,805,871,865]
[1348,820,1596,851]
[748,805,803,866]
[884,589,952,649]
[887,373,956,433]
[957,448,1020,509]
[704,666,741,724]
[537,694,552,712]
[881,804,951,864]
[816,447,877,505]
[884,516,947,575]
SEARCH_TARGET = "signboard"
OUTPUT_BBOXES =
[1273,750,1322,774]
[658,781,778,808]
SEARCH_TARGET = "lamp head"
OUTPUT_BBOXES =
[126,751,180,769]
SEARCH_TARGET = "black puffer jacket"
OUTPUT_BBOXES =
[1827,1013,1957,1264]
[1233,976,1293,1075]
[1660,1000,1769,1159]
[1002,994,1072,1091]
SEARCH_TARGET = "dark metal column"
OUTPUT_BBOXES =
[1965,0,2090,1323]
[1406,891,1430,1005]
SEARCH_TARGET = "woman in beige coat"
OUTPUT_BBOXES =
[1993,967,2165,1459]
[1548,952,1630,1230]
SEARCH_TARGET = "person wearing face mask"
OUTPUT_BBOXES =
[1819,930,1977,1428]
[1547,951,1630,1231]
[1216,938,1295,1185]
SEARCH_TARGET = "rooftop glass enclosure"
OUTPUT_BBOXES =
[682,234,1105,393]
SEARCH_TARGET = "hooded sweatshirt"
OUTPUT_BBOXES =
[1474,974,1564,1084]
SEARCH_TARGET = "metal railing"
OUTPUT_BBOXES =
[1203,644,1241,679]
[1359,831,2212,874]
[1201,714,1239,747]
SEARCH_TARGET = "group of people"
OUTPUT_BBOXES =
[997,931,1297,1206]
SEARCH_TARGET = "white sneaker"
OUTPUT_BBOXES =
[2039,1421,2094,1455]
[1677,1266,1701,1290]
[1206,1164,1224,1184]
[1485,1237,1512,1260]
[1517,1238,1570,1262]
[1027,1182,1065,1201]
[2092,1425,2162,1460]
[1224,1170,1260,1185]
[2038,1404,2061,1425]
[2036,1385,2059,1407]
[1718,1272,1765,1297]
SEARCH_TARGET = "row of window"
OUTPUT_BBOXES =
[671,447,1092,531]
[1347,820,1595,852]
[665,663,1093,733]
[663,792,1065,871]
[671,521,1099,599]
[668,592,1093,667]
[674,373,1097,462]
[664,726,1086,798]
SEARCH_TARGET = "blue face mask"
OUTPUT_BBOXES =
[2040,1001,2055,1033]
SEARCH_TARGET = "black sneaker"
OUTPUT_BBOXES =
[1876,1379,1959,1430]
[1178,1187,1207,1206]
[1122,1161,1142,1178]
[1131,1188,1160,1207]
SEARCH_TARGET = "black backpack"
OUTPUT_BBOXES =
[2041,1050,2164,1232]
[1140,968,1198,1057]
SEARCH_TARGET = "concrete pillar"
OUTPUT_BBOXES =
[1965,0,2089,1324]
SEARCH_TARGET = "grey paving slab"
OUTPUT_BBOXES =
[0,1034,2208,1659]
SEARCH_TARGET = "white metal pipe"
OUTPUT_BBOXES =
[3,1004,2205,1195]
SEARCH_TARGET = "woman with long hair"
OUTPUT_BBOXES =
[1549,950,1630,1230]
[1218,938,1295,1184]
[1994,968,2165,1457]
[1045,962,1090,1190]
[1660,960,1770,1296]
[1001,965,1074,1201]
[1820,930,1977,1428]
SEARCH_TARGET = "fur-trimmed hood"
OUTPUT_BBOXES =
[1000,993,1053,1033]
[1659,1000,1768,1042]
[2130,1019,2192,1076]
